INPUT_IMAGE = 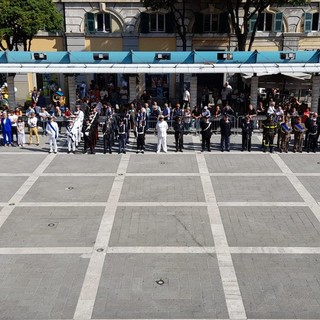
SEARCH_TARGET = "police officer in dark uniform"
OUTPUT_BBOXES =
[262,114,277,153]
[173,116,184,152]
[102,116,115,154]
[307,118,318,153]
[200,116,212,152]
[241,115,254,152]
[135,120,146,154]
[118,118,127,154]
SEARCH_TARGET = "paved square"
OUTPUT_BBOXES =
[232,254,320,319]
[92,253,228,319]
[205,154,281,173]
[0,154,46,173]
[109,206,214,247]
[21,176,114,202]
[0,206,105,247]
[220,206,320,247]
[0,254,89,319]
[127,154,199,173]
[297,176,320,201]
[0,176,28,202]
[1,142,320,320]
[45,154,120,173]
[212,176,303,202]
[120,176,205,202]
[279,154,320,173]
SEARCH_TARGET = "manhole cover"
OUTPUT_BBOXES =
[96,248,104,252]
[48,223,56,227]
[65,186,74,190]
[156,279,164,285]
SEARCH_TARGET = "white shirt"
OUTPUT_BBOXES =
[28,116,38,128]
[156,120,168,138]
[183,90,190,101]
[46,120,59,138]
[9,114,18,127]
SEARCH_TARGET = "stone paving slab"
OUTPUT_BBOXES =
[119,176,205,202]
[21,176,114,202]
[0,254,89,319]
[232,254,320,319]
[0,154,47,173]
[0,206,104,247]
[205,154,282,173]
[279,154,320,173]
[109,206,214,247]
[92,253,228,319]
[0,176,28,202]
[297,176,320,201]
[211,176,303,202]
[44,154,120,174]
[220,206,320,247]
[126,154,199,173]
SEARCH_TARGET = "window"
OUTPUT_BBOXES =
[85,12,111,33]
[140,12,174,33]
[304,12,320,32]
[204,14,219,32]
[194,12,229,33]
[250,12,283,32]
[150,13,165,32]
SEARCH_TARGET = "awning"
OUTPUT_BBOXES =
[1,63,320,74]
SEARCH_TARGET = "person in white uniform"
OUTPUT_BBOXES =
[66,119,77,154]
[74,105,84,148]
[46,116,59,153]
[156,115,168,153]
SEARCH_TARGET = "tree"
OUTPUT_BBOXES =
[225,0,308,51]
[0,0,63,51]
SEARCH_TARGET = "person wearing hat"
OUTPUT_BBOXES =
[200,115,212,152]
[220,113,232,152]
[46,116,59,153]
[241,115,254,152]
[1,111,12,146]
[262,114,277,153]
[118,118,128,154]
[27,111,40,146]
[156,114,168,153]
[102,116,115,154]
[135,120,146,154]
[307,115,318,153]
[66,119,77,154]
[74,104,84,148]
[173,116,184,152]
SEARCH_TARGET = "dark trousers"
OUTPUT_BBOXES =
[201,135,211,151]
[221,135,230,151]
[307,134,317,152]
[175,132,183,150]
[137,135,145,150]
[118,134,126,153]
[11,126,18,143]
[263,133,275,152]
[104,137,112,153]
[242,133,252,151]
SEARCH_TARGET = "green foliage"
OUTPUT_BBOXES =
[0,0,63,51]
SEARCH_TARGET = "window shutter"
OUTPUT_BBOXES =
[219,12,230,33]
[194,12,204,33]
[249,14,257,32]
[274,12,283,32]
[85,12,95,33]
[140,12,149,33]
[165,12,175,33]
[304,12,312,32]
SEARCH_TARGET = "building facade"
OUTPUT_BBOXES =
[10,0,320,107]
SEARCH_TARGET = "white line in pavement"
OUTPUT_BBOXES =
[73,154,129,320]
[106,246,216,254]
[196,153,247,320]
[0,154,57,229]
[218,202,307,207]
[15,202,108,207]
[230,247,320,254]
[271,153,320,223]
[0,247,93,254]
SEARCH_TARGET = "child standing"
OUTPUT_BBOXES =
[17,117,25,147]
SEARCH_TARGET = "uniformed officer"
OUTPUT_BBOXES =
[135,120,146,154]
[200,116,212,152]
[118,118,127,154]
[241,115,254,152]
[173,116,184,152]
[307,117,318,153]
[220,114,232,152]
[102,116,115,154]
[262,114,277,153]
